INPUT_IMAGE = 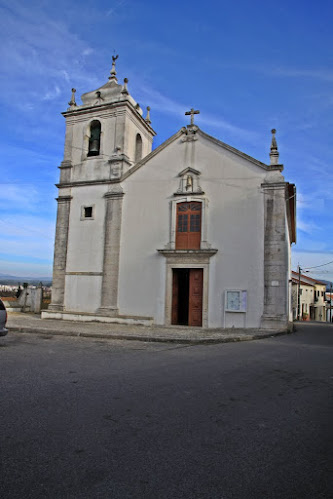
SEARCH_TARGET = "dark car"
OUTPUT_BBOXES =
[0,299,8,336]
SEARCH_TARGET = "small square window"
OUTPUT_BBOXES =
[84,207,93,218]
[81,205,94,220]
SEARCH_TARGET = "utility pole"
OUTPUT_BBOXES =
[297,266,301,321]
[330,282,332,323]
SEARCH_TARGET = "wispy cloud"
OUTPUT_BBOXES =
[0,185,40,210]
[42,85,61,101]
[82,48,94,57]
[133,84,185,116]
[222,62,333,83]
[272,67,333,82]
[0,1,99,111]
[0,215,54,241]
[135,84,258,141]
[199,114,259,141]
[297,218,320,234]
[106,0,129,17]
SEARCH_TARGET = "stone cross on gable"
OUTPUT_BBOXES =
[185,108,200,125]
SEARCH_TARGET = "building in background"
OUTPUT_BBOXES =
[325,288,333,322]
[43,58,296,330]
[291,271,327,321]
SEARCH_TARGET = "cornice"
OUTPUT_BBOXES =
[56,179,121,188]
[62,99,156,136]
[56,195,73,203]
[198,129,283,172]
[158,249,218,264]
[261,182,287,189]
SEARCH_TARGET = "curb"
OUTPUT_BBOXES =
[8,326,290,345]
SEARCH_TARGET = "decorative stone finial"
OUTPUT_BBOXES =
[145,106,151,124]
[185,108,200,125]
[269,128,279,165]
[121,77,129,95]
[68,88,77,108]
[109,54,119,82]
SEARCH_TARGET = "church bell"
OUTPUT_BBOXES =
[88,139,99,156]
[89,138,100,154]
[88,120,102,156]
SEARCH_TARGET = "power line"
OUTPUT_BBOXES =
[303,260,333,270]
[305,270,333,275]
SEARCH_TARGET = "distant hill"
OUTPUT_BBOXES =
[0,274,52,285]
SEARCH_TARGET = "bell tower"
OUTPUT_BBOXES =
[59,56,156,185]
[48,57,156,314]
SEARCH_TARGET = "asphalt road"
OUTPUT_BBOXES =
[0,323,332,499]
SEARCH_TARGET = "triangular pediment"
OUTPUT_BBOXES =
[178,167,201,177]
[123,126,281,182]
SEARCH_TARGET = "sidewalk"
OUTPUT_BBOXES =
[6,312,291,344]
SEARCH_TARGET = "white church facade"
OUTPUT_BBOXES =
[43,58,296,330]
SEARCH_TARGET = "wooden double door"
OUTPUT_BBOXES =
[172,268,203,327]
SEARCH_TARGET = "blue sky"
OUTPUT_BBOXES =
[1,0,333,280]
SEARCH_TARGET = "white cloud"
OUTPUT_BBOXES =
[82,48,94,57]
[42,85,61,101]
[224,62,333,83]
[0,1,99,111]
[199,114,259,141]
[0,214,55,268]
[0,215,54,241]
[134,84,258,141]
[106,0,129,17]
[272,67,333,82]
[134,85,185,116]
[0,185,40,210]
[61,70,71,83]
[297,218,320,234]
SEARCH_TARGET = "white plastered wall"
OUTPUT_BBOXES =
[64,184,106,312]
[118,133,267,327]
[123,115,153,163]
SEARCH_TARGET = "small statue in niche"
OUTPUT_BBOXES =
[185,174,193,191]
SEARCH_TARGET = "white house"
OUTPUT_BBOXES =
[291,271,327,321]
[43,58,296,330]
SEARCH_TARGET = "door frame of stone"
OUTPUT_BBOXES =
[158,249,217,328]
[167,263,207,327]
[171,267,203,327]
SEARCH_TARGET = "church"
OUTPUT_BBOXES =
[43,57,296,330]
